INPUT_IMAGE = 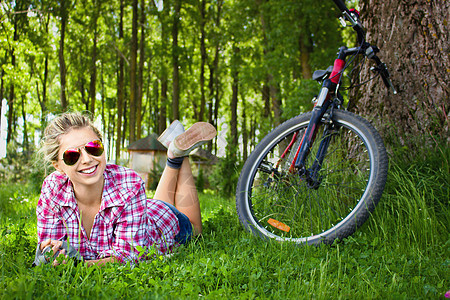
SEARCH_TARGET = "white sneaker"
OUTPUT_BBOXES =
[157,120,185,149]
[168,122,217,157]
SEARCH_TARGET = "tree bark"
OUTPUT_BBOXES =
[352,0,449,150]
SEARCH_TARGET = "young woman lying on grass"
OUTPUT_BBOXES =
[33,112,216,266]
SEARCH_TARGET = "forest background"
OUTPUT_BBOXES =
[0,0,448,186]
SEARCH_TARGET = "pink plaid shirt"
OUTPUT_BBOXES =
[36,164,180,263]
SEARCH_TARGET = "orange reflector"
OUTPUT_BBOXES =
[267,218,290,232]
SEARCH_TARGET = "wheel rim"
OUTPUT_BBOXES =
[242,117,376,244]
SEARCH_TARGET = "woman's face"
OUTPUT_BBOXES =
[52,127,106,191]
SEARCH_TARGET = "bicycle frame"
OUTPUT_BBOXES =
[276,0,395,187]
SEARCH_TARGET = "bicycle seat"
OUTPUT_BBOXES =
[312,66,334,82]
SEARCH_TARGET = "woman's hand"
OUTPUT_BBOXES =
[40,239,68,265]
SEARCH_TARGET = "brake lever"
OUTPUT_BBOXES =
[371,63,397,94]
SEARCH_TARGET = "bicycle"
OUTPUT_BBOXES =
[235,0,397,245]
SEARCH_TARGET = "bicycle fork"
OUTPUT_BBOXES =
[292,101,335,188]
[291,47,348,188]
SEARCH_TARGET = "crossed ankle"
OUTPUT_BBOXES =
[166,157,185,169]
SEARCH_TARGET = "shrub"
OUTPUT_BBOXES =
[208,149,241,197]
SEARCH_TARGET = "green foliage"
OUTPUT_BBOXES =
[195,167,205,193]
[283,79,318,119]
[147,163,165,191]
[1,0,349,166]
[208,148,242,197]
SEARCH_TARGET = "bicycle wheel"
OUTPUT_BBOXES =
[236,110,388,245]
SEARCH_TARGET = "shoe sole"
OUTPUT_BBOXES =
[174,122,216,151]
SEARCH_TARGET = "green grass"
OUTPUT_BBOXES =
[0,155,448,299]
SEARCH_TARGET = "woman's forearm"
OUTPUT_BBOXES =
[85,256,118,267]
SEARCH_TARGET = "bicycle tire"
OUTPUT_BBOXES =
[236,110,388,245]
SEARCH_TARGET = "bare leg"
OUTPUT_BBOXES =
[154,158,202,234]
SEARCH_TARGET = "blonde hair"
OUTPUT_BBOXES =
[41,112,103,164]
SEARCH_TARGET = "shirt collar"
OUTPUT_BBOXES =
[99,165,128,211]
[57,165,133,211]
[55,172,78,210]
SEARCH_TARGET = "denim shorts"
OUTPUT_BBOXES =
[162,202,193,244]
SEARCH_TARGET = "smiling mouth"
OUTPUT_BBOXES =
[79,165,97,174]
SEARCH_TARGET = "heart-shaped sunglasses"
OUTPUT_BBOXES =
[62,140,104,166]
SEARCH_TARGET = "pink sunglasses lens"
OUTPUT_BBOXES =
[63,149,81,165]
[85,140,104,157]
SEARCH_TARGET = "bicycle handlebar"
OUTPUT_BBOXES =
[332,0,397,94]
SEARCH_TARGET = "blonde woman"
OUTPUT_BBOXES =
[33,113,216,266]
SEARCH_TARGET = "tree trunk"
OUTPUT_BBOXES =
[41,54,48,126]
[172,0,181,121]
[153,80,160,133]
[199,0,207,121]
[79,75,88,112]
[230,45,240,150]
[0,66,4,135]
[36,12,50,129]
[115,0,125,163]
[353,0,449,151]
[100,63,106,136]
[136,0,146,140]
[159,77,168,133]
[158,6,168,133]
[242,94,248,161]
[299,33,313,80]
[269,75,281,127]
[208,0,223,153]
[129,0,138,143]
[262,80,270,118]
[59,0,68,111]
[257,0,281,128]
[89,1,100,115]
[21,95,28,157]
[7,9,19,144]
